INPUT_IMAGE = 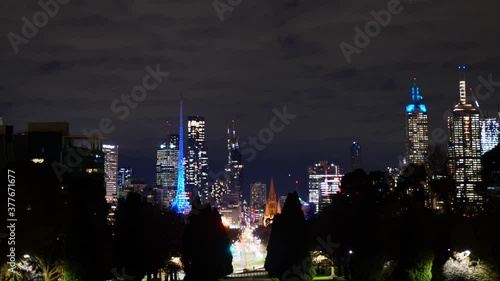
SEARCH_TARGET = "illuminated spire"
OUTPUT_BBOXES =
[458,66,467,104]
[172,96,191,214]
[406,78,427,113]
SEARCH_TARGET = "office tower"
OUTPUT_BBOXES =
[225,121,244,202]
[117,167,132,197]
[103,144,119,199]
[264,177,281,225]
[157,133,180,207]
[186,116,209,201]
[210,178,228,206]
[351,142,361,171]
[172,99,191,214]
[308,161,343,214]
[447,66,483,214]
[481,117,499,155]
[250,182,267,224]
[405,78,429,165]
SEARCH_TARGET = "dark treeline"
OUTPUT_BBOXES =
[264,145,500,281]
[0,160,232,281]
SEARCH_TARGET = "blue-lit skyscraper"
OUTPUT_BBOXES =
[172,99,191,214]
[405,78,429,165]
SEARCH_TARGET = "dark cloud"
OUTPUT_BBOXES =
[1,0,499,197]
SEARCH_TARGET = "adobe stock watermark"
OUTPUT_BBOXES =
[339,0,404,64]
[7,0,71,54]
[51,64,170,181]
[213,0,243,22]
[240,106,297,162]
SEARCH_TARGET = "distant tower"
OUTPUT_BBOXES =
[225,120,244,202]
[186,116,209,202]
[405,78,429,165]
[264,177,280,225]
[250,182,266,224]
[308,161,343,213]
[157,133,180,207]
[351,142,361,171]
[103,144,119,199]
[447,66,483,215]
[172,98,191,214]
[481,117,499,155]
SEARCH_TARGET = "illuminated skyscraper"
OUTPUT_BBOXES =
[103,144,119,199]
[250,182,266,224]
[481,117,499,155]
[157,133,179,207]
[186,116,209,201]
[117,167,132,197]
[405,78,429,165]
[308,161,343,213]
[172,99,191,214]
[225,121,244,201]
[447,66,483,214]
[351,142,361,171]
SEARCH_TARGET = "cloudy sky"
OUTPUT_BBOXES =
[1,0,499,199]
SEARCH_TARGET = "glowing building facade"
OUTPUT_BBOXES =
[225,121,244,202]
[264,178,280,225]
[117,167,132,197]
[156,134,180,207]
[186,116,209,201]
[447,67,483,214]
[481,117,499,155]
[308,161,343,213]
[172,100,191,214]
[103,144,119,199]
[250,182,266,225]
[405,78,429,165]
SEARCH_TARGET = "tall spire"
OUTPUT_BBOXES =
[269,177,276,201]
[458,66,467,104]
[172,96,191,214]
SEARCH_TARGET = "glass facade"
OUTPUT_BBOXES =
[308,161,343,213]
[447,74,483,214]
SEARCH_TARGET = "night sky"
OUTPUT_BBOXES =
[2,0,500,200]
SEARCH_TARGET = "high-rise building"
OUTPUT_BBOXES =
[117,167,132,197]
[481,117,499,155]
[186,116,209,201]
[28,122,69,164]
[156,133,180,207]
[103,144,119,199]
[447,66,483,214]
[250,182,266,224]
[308,161,343,214]
[172,99,191,214]
[225,121,244,202]
[405,78,429,165]
[351,142,361,171]
[264,177,281,225]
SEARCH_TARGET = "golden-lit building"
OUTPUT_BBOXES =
[264,177,281,225]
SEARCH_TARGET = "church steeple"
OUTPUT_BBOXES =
[264,177,280,226]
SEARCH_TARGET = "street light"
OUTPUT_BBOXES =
[348,250,353,255]
[23,254,30,259]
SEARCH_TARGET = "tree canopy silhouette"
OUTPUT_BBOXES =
[265,192,312,280]
[181,197,233,281]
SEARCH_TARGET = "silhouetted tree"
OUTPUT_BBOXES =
[265,192,312,280]
[181,197,232,281]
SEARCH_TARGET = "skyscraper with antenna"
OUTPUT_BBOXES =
[405,77,429,165]
[447,66,483,215]
[172,98,191,214]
